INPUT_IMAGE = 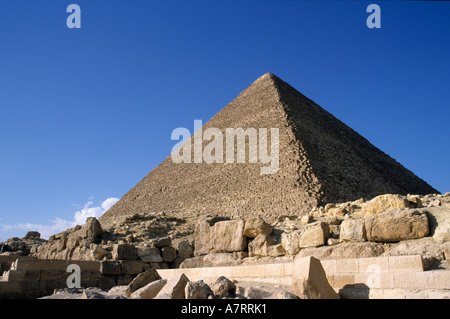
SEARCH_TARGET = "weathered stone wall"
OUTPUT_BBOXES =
[0,256,101,299]
[156,255,450,299]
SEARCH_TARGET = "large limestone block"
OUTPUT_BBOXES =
[292,256,340,299]
[112,244,138,260]
[194,219,247,256]
[244,217,272,238]
[248,235,276,257]
[365,209,429,242]
[82,217,103,240]
[340,219,366,242]
[422,207,450,243]
[361,194,411,217]
[177,240,194,259]
[154,273,190,299]
[281,222,327,255]
[130,279,167,299]
[137,247,162,263]
[300,222,327,248]
[120,260,144,275]
[127,268,162,295]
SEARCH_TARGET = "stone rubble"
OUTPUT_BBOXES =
[2,192,449,299]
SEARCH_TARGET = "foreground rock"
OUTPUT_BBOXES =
[130,279,167,299]
[154,273,190,299]
[292,256,340,299]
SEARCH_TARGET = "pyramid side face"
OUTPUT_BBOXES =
[103,74,321,220]
[273,76,438,204]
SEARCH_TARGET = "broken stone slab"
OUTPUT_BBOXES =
[153,273,190,299]
[292,256,339,299]
[130,279,167,299]
[127,268,162,295]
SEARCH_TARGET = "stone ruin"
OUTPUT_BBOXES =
[1,193,449,299]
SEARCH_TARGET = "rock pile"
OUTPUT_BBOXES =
[0,231,47,256]
[44,273,297,300]
[187,193,450,271]
[23,192,450,273]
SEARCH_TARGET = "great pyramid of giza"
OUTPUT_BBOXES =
[102,73,437,221]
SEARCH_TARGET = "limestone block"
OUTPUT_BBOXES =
[120,260,144,275]
[340,219,366,242]
[432,270,450,289]
[112,244,138,260]
[127,268,162,294]
[130,279,167,299]
[365,209,429,242]
[265,263,285,277]
[177,241,194,259]
[244,217,272,238]
[299,222,327,248]
[292,256,340,299]
[362,194,412,217]
[388,255,424,272]
[153,236,171,248]
[393,271,435,289]
[100,261,121,275]
[194,219,247,256]
[138,247,162,263]
[154,273,190,299]
[281,222,327,255]
[248,235,276,257]
[358,257,389,273]
[161,246,177,262]
[336,258,359,273]
[353,272,395,289]
[332,273,355,289]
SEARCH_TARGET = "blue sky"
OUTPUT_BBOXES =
[0,1,449,240]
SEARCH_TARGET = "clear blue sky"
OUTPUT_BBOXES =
[1,1,449,240]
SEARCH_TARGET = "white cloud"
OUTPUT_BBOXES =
[0,197,119,240]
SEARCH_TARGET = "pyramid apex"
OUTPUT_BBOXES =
[258,72,277,80]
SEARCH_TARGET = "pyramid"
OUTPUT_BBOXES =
[102,73,437,221]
